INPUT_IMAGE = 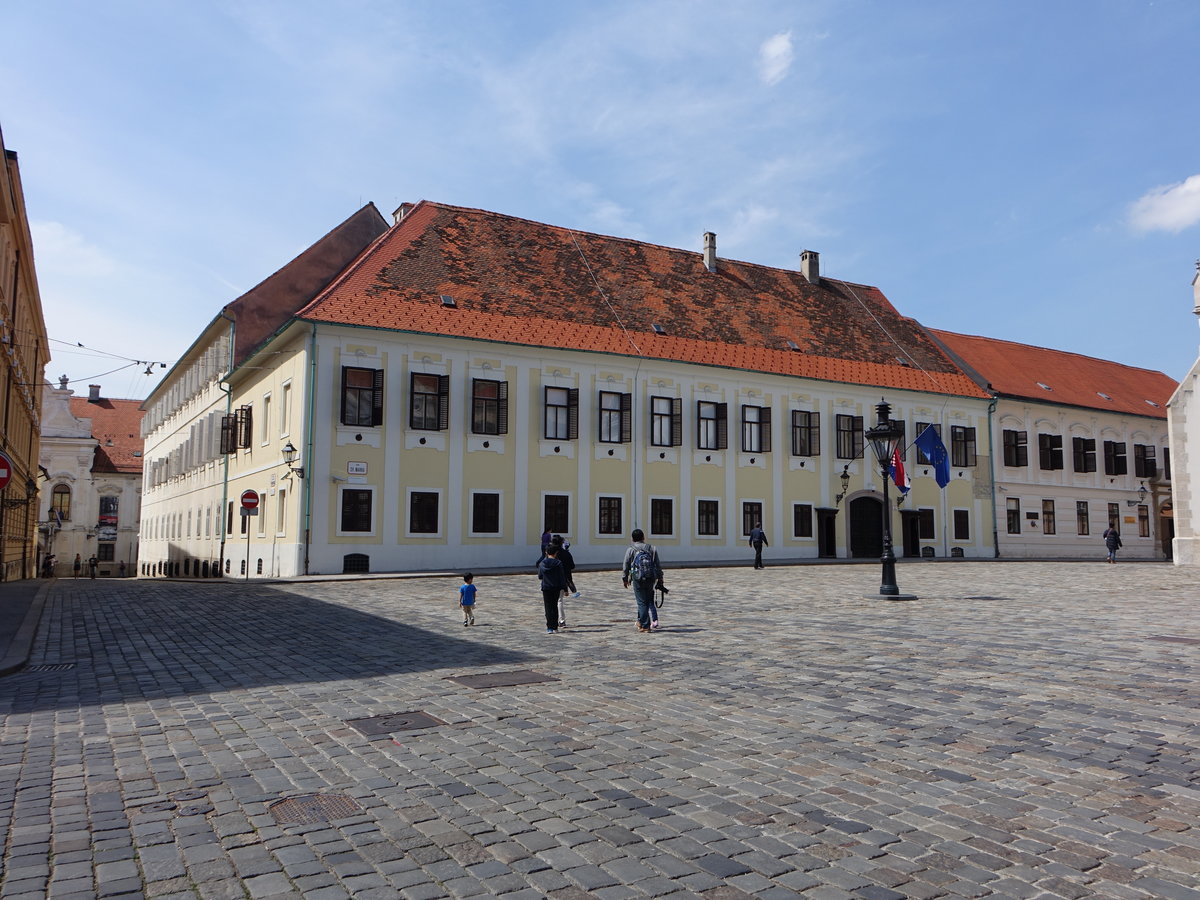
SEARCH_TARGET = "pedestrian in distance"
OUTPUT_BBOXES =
[622,528,664,633]
[118,560,126,578]
[550,535,576,628]
[459,572,477,626]
[1103,523,1122,563]
[88,556,98,579]
[537,545,568,634]
[73,554,81,579]
[42,554,55,578]
[749,521,769,569]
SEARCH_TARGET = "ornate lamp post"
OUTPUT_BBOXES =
[864,399,917,601]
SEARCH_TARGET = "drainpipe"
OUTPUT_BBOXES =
[986,392,999,558]
[217,311,235,576]
[301,323,317,575]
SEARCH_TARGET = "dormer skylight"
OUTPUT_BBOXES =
[786,340,800,352]
[1036,382,1053,391]
[1145,399,1160,408]
[440,294,457,308]
[1097,392,1112,401]
[651,323,667,335]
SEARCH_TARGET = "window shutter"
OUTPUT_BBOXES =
[671,398,682,447]
[340,367,350,424]
[372,369,385,426]
[761,406,772,453]
[716,403,728,450]
[620,392,632,443]
[220,415,236,455]
[497,381,509,435]
[437,375,450,431]
[567,389,579,440]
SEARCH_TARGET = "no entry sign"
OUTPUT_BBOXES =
[241,489,260,511]
[0,451,11,491]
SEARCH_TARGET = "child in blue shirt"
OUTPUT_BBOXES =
[459,573,477,626]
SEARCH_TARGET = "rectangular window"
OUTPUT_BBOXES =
[1107,502,1120,530]
[918,509,935,540]
[742,501,763,537]
[98,543,115,562]
[544,387,578,440]
[793,503,813,538]
[1076,501,1089,536]
[836,415,864,460]
[1138,504,1149,537]
[471,379,509,435]
[791,410,820,457]
[544,495,569,534]
[1038,433,1064,470]
[740,405,771,453]
[409,491,439,534]
[471,493,501,534]
[1164,447,1171,480]
[411,373,449,431]
[1003,429,1028,467]
[340,489,373,533]
[341,367,383,427]
[1007,498,1021,534]
[651,396,682,447]
[953,509,970,541]
[599,391,632,443]
[951,426,977,468]
[1134,444,1157,478]
[236,405,253,449]
[598,496,622,535]
[650,498,674,535]
[1042,499,1056,535]
[1072,437,1097,473]
[696,401,728,450]
[1103,440,1127,476]
[51,485,71,521]
[697,499,719,536]
[281,382,291,435]
[277,488,287,534]
[261,395,271,444]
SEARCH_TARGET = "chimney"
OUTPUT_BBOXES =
[800,249,820,284]
[703,232,717,273]
[392,203,414,225]
[88,384,101,403]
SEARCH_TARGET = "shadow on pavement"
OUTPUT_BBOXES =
[3,579,536,714]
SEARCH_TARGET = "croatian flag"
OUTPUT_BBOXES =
[890,445,910,494]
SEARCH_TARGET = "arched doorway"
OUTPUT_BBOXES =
[849,496,883,558]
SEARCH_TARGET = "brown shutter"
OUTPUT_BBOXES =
[567,388,579,440]
[671,398,682,447]
[716,403,728,450]
[761,406,772,453]
[497,381,509,435]
[340,366,350,424]
[437,375,450,431]
[620,393,632,443]
[372,369,385,426]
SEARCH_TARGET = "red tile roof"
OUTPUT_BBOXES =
[929,329,1176,419]
[298,202,987,399]
[68,396,146,474]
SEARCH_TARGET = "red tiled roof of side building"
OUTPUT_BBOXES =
[68,397,146,474]
[298,201,988,399]
[928,329,1177,419]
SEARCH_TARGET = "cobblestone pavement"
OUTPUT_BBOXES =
[1,561,1198,900]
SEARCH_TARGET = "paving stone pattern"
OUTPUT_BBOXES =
[1,561,1198,899]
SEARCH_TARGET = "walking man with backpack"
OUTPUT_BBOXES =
[622,528,663,633]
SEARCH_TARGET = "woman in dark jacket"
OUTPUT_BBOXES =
[1103,524,1122,563]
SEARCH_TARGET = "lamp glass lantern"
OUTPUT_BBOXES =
[281,442,304,479]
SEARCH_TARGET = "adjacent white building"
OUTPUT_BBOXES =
[1166,265,1200,566]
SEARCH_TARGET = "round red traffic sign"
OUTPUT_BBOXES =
[240,489,260,510]
[0,451,11,491]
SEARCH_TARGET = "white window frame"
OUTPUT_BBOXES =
[337,485,377,538]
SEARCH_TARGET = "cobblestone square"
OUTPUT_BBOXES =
[1,561,1197,898]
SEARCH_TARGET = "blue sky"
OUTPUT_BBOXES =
[4,0,1199,401]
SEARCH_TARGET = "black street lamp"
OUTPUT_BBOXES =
[864,399,917,601]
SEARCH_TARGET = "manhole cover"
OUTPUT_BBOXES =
[26,663,76,672]
[1150,635,1200,645]
[269,793,361,825]
[448,670,559,689]
[171,789,207,802]
[346,711,446,738]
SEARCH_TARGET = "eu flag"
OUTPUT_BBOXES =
[914,425,950,488]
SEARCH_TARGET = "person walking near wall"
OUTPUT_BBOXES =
[749,522,769,569]
[1103,524,1122,563]
[537,545,567,634]
[622,529,663,633]
[73,554,81,579]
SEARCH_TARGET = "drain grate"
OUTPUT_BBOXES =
[448,669,558,689]
[1150,635,1200,645]
[346,711,446,738]
[25,663,76,672]
[269,793,361,825]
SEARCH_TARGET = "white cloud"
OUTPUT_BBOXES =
[1129,174,1200,233]
[757,31,794,86]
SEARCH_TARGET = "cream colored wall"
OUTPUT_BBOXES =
[992,398,1169,560]
[290,327,992,576]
